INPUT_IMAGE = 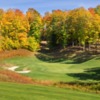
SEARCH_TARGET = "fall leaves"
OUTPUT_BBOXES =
[0,8,41,51]
[0,6,100,51]
[43,7,100,50]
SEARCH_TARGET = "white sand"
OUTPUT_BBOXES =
[7,66,31,73]
[16,70,31,73]
[7,66,19,71]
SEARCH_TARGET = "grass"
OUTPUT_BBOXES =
[0,50,100,99]
[0,82,100,100]
[0,56,79,82]
[1,53,100,82]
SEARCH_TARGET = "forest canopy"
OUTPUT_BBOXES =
[0,5,100,51]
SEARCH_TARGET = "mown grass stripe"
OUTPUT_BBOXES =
[0,82,100,100]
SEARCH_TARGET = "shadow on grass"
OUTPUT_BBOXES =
[35,51,95,64]
[36,42,99,64]
[69,53,95,64]
[35,53,65,63]
[67,67,100,81]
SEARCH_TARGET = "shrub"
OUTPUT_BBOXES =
[0,39,3,52]
[13,40,20,49]
[27,37,40,51]
[2,37,14,50]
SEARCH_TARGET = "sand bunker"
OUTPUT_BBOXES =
[7,66,31,73]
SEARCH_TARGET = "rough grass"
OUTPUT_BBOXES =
[0,69,55,86]
[0,82,100,100]
[0,49,33,60]
[0,70,34,84]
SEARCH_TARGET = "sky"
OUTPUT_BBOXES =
[0,0,100,15]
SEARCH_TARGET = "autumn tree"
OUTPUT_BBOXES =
[66,7,94,50]
[88,8,95,16]
[28,16,43,42]
[45,10,68,48]
[26,8,40,24]
[42,12,52,40]
[0,6,100,52]
[95,5,100,16]
[26,8,42,43]
[0,9,29,50]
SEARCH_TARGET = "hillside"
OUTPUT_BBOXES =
[0,49,100,93]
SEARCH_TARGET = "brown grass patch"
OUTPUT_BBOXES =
[0,69,54,85]
[0,49,33,60]
[0,70,33,84]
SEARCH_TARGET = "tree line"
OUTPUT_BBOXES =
[0,8,42,51]
[0,5,100,52]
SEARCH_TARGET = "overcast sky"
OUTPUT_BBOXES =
[0,0,100,15]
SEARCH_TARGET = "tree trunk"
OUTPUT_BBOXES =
[83,43,86,51]
[95,43,98,54]
[88,43,91,51]
[72,41,74,47]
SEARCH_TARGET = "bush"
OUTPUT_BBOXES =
[13,40,20,49]
[2,37,14,50]
[27,37,40,51]
[0,38,3,52]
